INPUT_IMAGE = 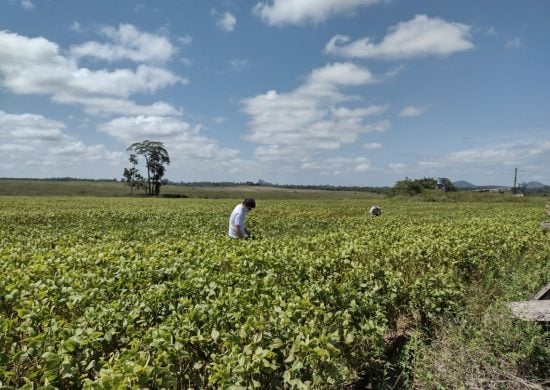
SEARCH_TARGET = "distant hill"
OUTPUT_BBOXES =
[453,180,477,189]
[524,181,546,189]
[453,179,549,193]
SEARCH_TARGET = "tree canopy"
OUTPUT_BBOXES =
[391,177,456,196]
[125,140,170,196]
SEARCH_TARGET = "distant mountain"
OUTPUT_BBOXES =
[453,180,477,189]
[453,180,548,191]
[524,181,546,189]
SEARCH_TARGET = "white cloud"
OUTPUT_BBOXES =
[216,12,237,32]
[355,162,371,172]
[21,0,34,10]
[377,134,550,185]
[332,104,387,118]
[399,105,427,117]
[99,115,193,140]
[0,30,185,116]
[178,35,193,45]
[506,37,522,49]
[0,143,34,152]
[420,148,516,168]
[71,98,181,117]
[70,22,83,33]
[242,62,386,164]
[388,163,406,172]
[381,65,406,81]
[300,156,371,175]
[413,137,550,182]
[325,15,474,59]
[98,114,241,179]
[364,120,391,132]
[0,111,123,176]
[98,115,240,162]
[0,29,245,180]
[70,24,175,63]
[307,61,374,88]
[0,111,65,140]
[228,58,249,72]
[254,0,384,26]
[180,57,193,67]
[363,142,382,150]
[133,4,145,13]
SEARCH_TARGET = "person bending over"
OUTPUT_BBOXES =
[228,198,256,239]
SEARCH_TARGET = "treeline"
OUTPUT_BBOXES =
[168,180,391,193]
[3,177,549,195]
[391,177,455,196]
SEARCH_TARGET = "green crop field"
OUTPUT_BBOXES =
[0,179,384,200]
[1,196,548,388]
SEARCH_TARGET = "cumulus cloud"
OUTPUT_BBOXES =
[300,156,372,175]
[506,37,522,49]
[379,134,550,185]
[364,120,391,132]
[0,111,65,141]
[242,62,388,168]
[70,22,83,33]
[0,29,185,116]
[70,24,175,63]
[486,27,497,36]
[0,28,246,179]
[254,0,384,26]
[21,0,34,10]
[74,98,180,117]
[420,148,518,168]
[332,104,387,118]
[178,35,193,45]
[363,142,382,150]
[355,161,371,172]
[228,58,249,72]
[216,12,237,32]
[98,114,241,176]
[98,115,240,161]
[325,15,474,59]
[399,105,427,117]
[99,115,195,141]
[0,111,123,175]
[388,162,407,172]
[410,136,550,183]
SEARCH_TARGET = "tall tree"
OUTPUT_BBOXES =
[126,140,170,196]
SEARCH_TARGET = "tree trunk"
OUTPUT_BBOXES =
[145,156,151,195]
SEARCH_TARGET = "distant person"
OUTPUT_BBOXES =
[369,205,381,216]
[228,198,256,239]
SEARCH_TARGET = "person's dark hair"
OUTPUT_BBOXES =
[243,198,256,208]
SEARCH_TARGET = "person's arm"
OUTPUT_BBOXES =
[235,211,247,238]
[234,223,244,238]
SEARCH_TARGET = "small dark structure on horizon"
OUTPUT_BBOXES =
[436,177,449,192]
[512,167,519,194]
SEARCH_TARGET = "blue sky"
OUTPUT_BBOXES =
[1,0,549,186]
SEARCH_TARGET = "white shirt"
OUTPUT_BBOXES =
[228,204,248,238]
